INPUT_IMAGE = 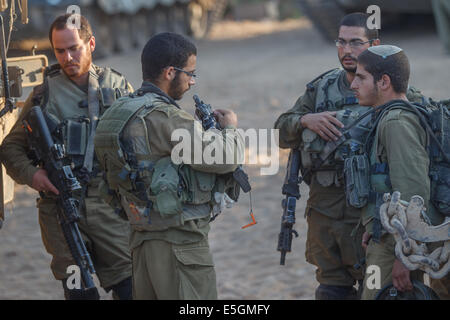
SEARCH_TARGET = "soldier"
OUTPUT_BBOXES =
[274,12,381,300]
[351,45,450,300]
[0,14,133,299]
[274,12,428,299]
[94,33,243,299]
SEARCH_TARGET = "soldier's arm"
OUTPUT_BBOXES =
[379,110,430,204]
[379,110,429,292]
[148,107,242,174]
[274,88,316,149]
[0,92,40,186]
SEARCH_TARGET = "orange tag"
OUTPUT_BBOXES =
[129,203,141,221]
[241,211,257,229]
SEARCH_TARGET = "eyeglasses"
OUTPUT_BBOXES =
[335,39,374,48]
[172,67,197,78]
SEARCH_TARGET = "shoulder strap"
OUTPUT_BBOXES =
[82,67,101,173]
[306,68,340,92]
[32,64,61,108]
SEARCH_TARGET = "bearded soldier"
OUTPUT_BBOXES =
[94,32,244,299]
[274,13,426,299]
[0,14,133,299]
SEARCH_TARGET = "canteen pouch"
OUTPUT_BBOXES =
[344,154,370,208]
[150,157,183,217]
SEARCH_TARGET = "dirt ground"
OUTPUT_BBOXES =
[1,17,449,300]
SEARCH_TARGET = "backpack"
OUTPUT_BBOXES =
[369,99,450,218]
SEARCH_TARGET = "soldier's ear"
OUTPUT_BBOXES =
[164,66,176,81]
[379,74,391,90]
[89,36,96,53]
[371,38,381,46]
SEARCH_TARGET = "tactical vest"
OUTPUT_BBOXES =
[95,90,228,232]
[313,68,359,113]
[300,69,427,189]
[34,64,129,176]
[362,100,450,241]
[300,68,362,186]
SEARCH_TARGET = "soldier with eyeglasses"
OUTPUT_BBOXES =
[274,12,426,299]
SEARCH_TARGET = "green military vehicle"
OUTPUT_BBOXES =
[11,0,228,57]
[298,0,433,41]
[0,0,48,228]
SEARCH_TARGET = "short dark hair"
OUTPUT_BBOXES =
[141,32,197,81]
[340,12,379,41]
[358,47,410,94]
[49,14,93,46]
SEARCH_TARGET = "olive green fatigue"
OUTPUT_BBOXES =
[432,0,450,54]
[132,237,216,300]
[361,106,430,300]
[0,64,133,289]
[275,69,427,288]
[275,70,367,287]
[95,82,242,300]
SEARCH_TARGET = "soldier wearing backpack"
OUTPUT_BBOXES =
[350,45,450,299]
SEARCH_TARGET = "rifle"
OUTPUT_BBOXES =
[0,14,15,118]
[277,149,301,265]
[193,94,251,193]
[277,107,377,265]
[22,106,99,298]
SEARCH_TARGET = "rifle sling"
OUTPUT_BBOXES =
[82,68,100,173]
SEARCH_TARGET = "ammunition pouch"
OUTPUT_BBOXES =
[430,163,450,216]
[179,165,216,205]
[344,154,370,208]
[62,117,90,169]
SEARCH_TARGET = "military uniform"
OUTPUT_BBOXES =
[0,64,133,297]
[361,100,448,300]
[274,69,366,297]
[94,82,243,300]
[274,68,426,298]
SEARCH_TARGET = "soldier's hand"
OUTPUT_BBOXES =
[214,109,238,128]
[300,111,344,141]
[392,258,413,292]
[32,169,59,195]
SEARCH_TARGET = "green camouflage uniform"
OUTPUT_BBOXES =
[275,69,365,290]
[0,64,133,290]
[94,82,243,300]
[361,101,449,300]
[274,69,426,292]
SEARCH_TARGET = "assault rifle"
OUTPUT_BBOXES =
[193,94,251,193]
[278,149,301,265]
[0,15,15,118]
[23,106,99,298]
[277,107,377,265]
